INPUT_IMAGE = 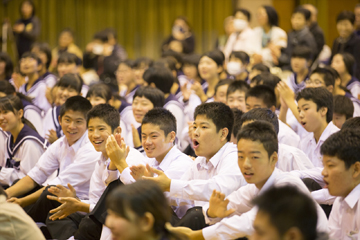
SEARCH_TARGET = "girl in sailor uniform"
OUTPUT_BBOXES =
[0,95,48,187]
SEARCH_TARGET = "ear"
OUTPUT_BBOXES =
[139,212,155,232]
[220,128,229,142]
[283,227,303,240]
[335,77,341,87]
[269,151,278,167]
[326,85,334,94]
[217,65,224,74]
[352,161,360,180]
[319,106,328,118]
[37,62,43,71]
[270,105,276,112]
[168,131,176,143]
[113,126,122,135]
[150,82,156,88]
[17,109,24,119]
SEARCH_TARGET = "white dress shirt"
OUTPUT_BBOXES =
[278,120,300,148]
[164,100,185,150]
[201,168,329,240]
[169,142,246,207]
[328,183,360,240]
[277,143,314,171]
[27,132,100,200]
[0,129,7,168]
[299,122,339,167]
[19,79,51,112]
[42,107,59,138]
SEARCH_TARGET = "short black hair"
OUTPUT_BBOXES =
[251,72,281,91]
[31,42,52,69]
[154,57,177,73]
[232,108,244,138]
[0,52,13,80]
[229,51,250,65]
[239,108,279,134]
[263,5,279,27]
[87,104,120,132]
[58,52,82,66]
[335,53,355,76]
[333,95,354,119]
[201,50,224,67]
[182,54,201,67]
[336,10,355,24]
[86,83,112,103]
[252,186,318,240]
[237,120,278,157]
[59,96,92,119]
[215,79,233,96]
[93,29,109,42]
[293,6,311,21]
[143,66,174,94]
[20,52,42,65]
[194,102,234,142]
[133,57,154,69]
[296,87,333,123]
[118,59,135,69]
[310,67,336,87]
[234,8,251,21]
[226,80,250,97]
[342,117,360,131]
[246,85,276,109]
[251,63,270,73]
[142,108,177,136]
[133,86,165,108]
[58,73,83,94]
[321,129,360,169]
[161,50,183,68]
[291,45,312,60]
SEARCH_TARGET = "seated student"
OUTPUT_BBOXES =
[0,52,13,81]
[144,102,246,229]
[57,52,82,79]
[117,60,140,104]
[239,108,314,171]
[248,63,270,84]
[0,80,43,134]
[226,80,249,112]
[342,116,360,130]
[320,129,360,239]
[246,85,300,148]
[0,186,45,240]
[226,51,249,81]
[250,72,281,108]
[251,185,325,240]
[169,121,328,240]
[132,57,153,86]
[0,96,48,187]
[45,104,145,240]
[286,45,312,94]
[213,79,233,104]
[5,96,100,224]
[43,74,83,143]
[331,52,360,99]
[296,87,339,167]
[18,52,51,112]
[181,54,202,87]
[333,95,354,129]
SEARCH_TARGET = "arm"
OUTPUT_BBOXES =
[277,81,300,123]
[8,186,45,208]
[5,175,38,198]
[19,17,41,41]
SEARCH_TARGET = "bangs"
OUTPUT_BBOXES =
[0,97,16,113]
[58,74,82,93]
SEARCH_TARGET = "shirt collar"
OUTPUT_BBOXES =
[259,168,280,193]
[61,131,88,153]
[156,146,178,171]
[344,183,360,209]
[196,142,233,171]
[319,122,339,143]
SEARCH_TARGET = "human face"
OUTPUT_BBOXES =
[322,155,355,198]
[291,57,308,73]
[198,56,220,81]
[331,54,347,75]
[57,62,78,78]
[0,108,22,132]
[31,48,48,70]
[59,32,73,48]
[251,210,282,240]
[132,96,154,123]
[291,13,306,31]
[355,7,360,29]
[237,138,276,189]
[59,110,87,146]
[57,86,78,106]
[133,63,148,86]
[337,19,354,39]
[214,84,228,104]
[192,115,225,161]
[332,113,347,129]
[183,64,198,81]
[227,90,246,112]
[297,99,324,133]
[141,123,173,161]
[20,57,38,75]
[246,96,268,112]
[0,61,5,76]
[257,7,269,27]
[87,95,107,107]
[88,117,113,155]
[21,1,33,19]
[305,73,326,88]
[116,63,134,86]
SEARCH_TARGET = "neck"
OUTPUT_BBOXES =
[39,68,46,76]
[313,121,328,143]
[236,71,248,81]
[263,24,271,33]
[155,146,172,164]
[333,86,346,96]
[164,93,170,99]
[195,76,202,84]
[126,81,136,94]
[340,73,352,87]
[11,122,25,144]
[206,76,220,97]
[206,141,226,162]
[27,73,39,86]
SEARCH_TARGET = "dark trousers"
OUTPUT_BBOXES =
[171,207,208,230]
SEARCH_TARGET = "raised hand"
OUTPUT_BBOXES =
[131,124,141,148]
[142,164,171,192]
[48,183,77,198]
[207,190,235,219]
[106,134,130,173]
[130,164,153,180]
[181,82,191,102]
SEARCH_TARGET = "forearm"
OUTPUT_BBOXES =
[278,105,288,124]
[190,231,205,240]
[286,100,300,123]
[20,186,46,207]
[113,159,129,173]
[77,201,90,213]
[6,175,37,198]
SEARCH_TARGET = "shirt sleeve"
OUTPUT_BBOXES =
[311,188,336,205]
[328,198,342,240]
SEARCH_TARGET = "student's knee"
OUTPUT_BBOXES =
[74,216,102,240]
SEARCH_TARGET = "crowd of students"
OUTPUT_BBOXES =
[1,1,360,240]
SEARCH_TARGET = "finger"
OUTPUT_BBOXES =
[147,164,162,175]
[225,208,236,217]
[59,214,68,220]
[47,195,61,202]
[67,183,76,193]
[220,193,226,200]
[49,205,63,214]
[7,197,17,202]
[211,189,217,198]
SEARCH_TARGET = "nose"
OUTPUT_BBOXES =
[243,157,252,169]
[321,168,327,177]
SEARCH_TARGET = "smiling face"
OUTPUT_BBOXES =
[59,110,87,146]
[0,108,22,132]
[141,123,174,161]
[116,63,134,87]
[87,95,107,107]
[297,98,325,133]
[132,96,154,123]
[20,57,39,76]
[237,138,276,189]
[57,86,79,106]
[198,56,220,81]
[227,90,246,112]
[88,117,113,155]
[331,54,347,75]
[337,19,354,39]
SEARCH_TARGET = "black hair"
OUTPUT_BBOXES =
[0,52,14,80]
[31,42,52,69]
[194,102,234,141]
[143,66,174,94]
[118,59,135,69]
[310,67,336,87]
[215,79,233,96]
[0,80,33,103]
[251,72,281,91]
[20,52,42,65]
[57,73,83,94]
[154,57,177,73]
[246,85,276,109]
[59,28,74,38]
[333,95,354,119]
[133,57,154,69]
[133,86,165,108]
[296,87,333,123]
[86,104,119,132]
[93,30,109,42]
[104,28,117,40]
[342,117,360,131]
[174,16,192,31]
[59,96,92,119]
[293,7,311,21]
[237,120,278,157]
[335,52,355,76]
[161,50,183,69]
[234,8,251,21]
[251,63,270,73]
[321,129,360,169]
[336,11,355,24]
[142,108,177,136]
[19,0,35,17]
[58,52,82,66]
[291,45,312,60]
[229,51,250,65]
[252,186,318,240]
[232,108,244,138]
[263,5,279,27]
[86,83,112,103]
[182,54,201,67]
[201,50,224,67]
[226,80,250,97]
[239,108,279,134]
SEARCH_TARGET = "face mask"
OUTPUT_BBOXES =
[92,43,104,55]
[227,62,243,75]
[233,19,248,32]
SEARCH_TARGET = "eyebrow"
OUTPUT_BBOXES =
[300,103,310,108]
[142,131,160,135]
[194,122,210,125]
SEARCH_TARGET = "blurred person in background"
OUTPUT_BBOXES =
[215,16,234,51]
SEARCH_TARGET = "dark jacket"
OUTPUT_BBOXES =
[14,16,41,58]
[309,22,325,58]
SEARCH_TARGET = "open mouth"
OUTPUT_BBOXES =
[301,121,306,127]
[243,172,254,179]
[67,131,78,135]
[323,179,329,188]
[193,139,199,149]
[93,140,104,146]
